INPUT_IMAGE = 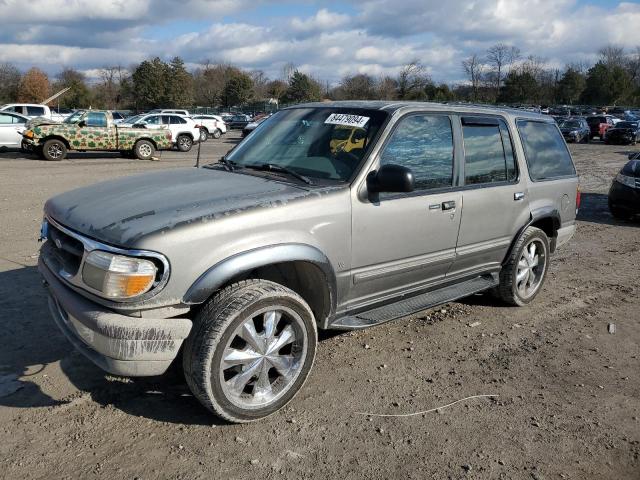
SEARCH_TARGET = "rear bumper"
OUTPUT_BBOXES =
[39,258,192,376]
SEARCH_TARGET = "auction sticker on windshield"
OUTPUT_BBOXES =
[325,113,370,128]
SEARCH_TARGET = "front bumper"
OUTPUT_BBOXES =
[39,258,192,376]
[609,181,640,214]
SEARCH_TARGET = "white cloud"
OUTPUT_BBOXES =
[0,0,639,85]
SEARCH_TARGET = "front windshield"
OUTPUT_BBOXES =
[63,111,85,124]
[226,107,388,182]
[559,120,580,129]
[617,122,637,129]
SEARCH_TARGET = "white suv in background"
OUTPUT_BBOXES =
[191,114,227,140]
[148,109,190,116]
[119,113,200,152]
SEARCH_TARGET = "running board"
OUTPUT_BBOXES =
[330,274,498,330]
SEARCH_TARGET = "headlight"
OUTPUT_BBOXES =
[616,173,636,188]
[24,130,34,138]
[82,250,157,299]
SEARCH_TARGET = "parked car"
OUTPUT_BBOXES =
[0,103,67,122]
[119,113,200,152]
[228,114,251,129]
[608,155,640,219]
[192,114,227,141]
[39,102,578,422]
[21,110,172,161]
[0,111,29,149]
[603,121,640,145]
[148,109,190,116]
[241,115,270,137]
[558,117,590,143]
[586,115,615,140]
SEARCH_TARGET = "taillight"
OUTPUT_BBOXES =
[576,186,581,213]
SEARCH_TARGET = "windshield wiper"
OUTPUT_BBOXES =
[218,156,237,172]
[244,163,314,185]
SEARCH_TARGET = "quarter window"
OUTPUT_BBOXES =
[170,116,187,124]
[462,118,517,185]
[517,120,576,180]
[379,114,454,192]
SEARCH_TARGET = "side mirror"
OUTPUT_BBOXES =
[367,164,415,194]
[78,120,86,128]
[133,122,146,128]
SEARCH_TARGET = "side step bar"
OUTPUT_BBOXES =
[330,273,499,330]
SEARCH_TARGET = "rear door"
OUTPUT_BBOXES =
[448,116,530,278]
[349,113,463,309]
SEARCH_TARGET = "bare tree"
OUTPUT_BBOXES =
[0,63,21,103]
[397,61,431,99]
[598,45,626,68]
[281,62,296,83]
[486,43,521,98]
[462,54,484,101]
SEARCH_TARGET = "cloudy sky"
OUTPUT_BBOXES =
[1,0,639,84]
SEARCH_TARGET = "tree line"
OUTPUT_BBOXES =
[1,43,639,110]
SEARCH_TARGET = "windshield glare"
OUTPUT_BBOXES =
[226,107,388,182]
[560,120,580,128]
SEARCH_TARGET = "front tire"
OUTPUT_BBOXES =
[212,128,222,139]
[200,128,209,143]
[42,139,67,161]
[177,134,193,152]
[183,279,317,423]
[134,140,155,160]
[496,226,550,306]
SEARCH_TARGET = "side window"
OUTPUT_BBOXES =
[170,116,187,124]
[85,112,107,127]
[145,115,161,125]
[0,114,12,124]
[26,106,45,116]
[12,115,26,124]
[516,120,576,181]
[462,118,517,185]
[379,114,454,193]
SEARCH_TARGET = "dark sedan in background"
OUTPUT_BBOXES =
[609,153,640,220]
[558,117,590,143]
[604,121,640,145]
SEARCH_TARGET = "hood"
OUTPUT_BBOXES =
[45,168,317,247]
[27,117,60,128]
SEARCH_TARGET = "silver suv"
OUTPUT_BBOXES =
[39,102,579,422]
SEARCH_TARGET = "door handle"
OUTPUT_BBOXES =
[514,192,525,201]
[442,200,456,211]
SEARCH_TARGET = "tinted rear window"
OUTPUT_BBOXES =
[516,120,576,181]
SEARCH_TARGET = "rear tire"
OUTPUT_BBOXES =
[496,226,550,306]
[200,128,209,143]
[134,140,155,160]
[177,134,193,152]
[183,279,317,423]
[42,139,67,161]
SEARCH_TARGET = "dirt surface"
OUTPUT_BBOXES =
[1,132,638,480]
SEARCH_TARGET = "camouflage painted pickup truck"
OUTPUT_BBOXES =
[22,110,173,161]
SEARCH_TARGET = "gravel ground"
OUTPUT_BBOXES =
[0,132,638,479]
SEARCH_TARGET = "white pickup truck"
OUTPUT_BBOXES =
[0,103,68,122]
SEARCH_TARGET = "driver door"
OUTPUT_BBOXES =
[348,113,463,310]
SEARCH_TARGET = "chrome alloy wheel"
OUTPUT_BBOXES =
[179,136,192,148]
[47,143,64,159]
[219,307,307,409]
[138,143,152,157]
[516,239,546,299]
